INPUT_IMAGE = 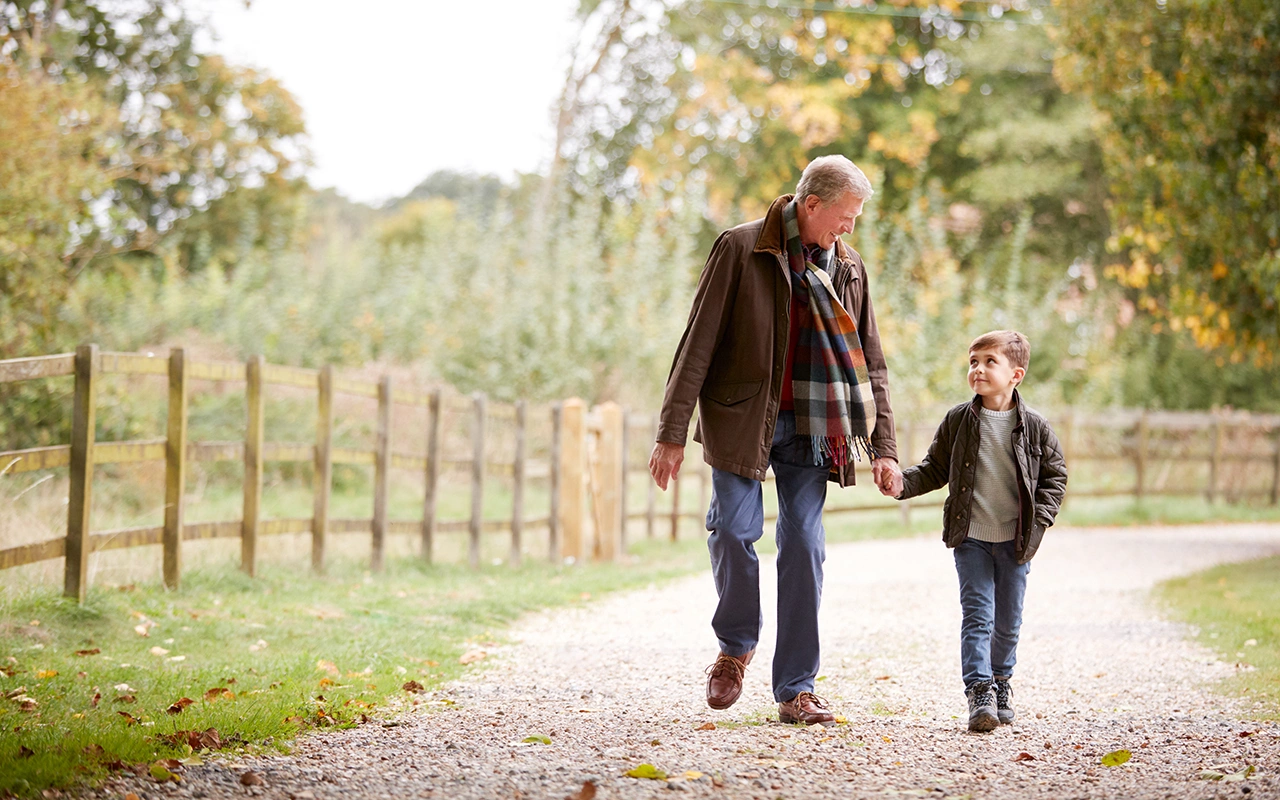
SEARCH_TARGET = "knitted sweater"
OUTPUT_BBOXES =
[967,406,1019,543]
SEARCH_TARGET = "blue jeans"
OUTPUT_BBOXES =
[706,411,829,703]
[953,537,1030,690]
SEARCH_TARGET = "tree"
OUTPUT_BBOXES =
[1055,0,1280,361]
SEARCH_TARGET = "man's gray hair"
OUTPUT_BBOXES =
[795,155,874,205]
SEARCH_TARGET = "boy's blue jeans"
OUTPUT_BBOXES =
[953,537,1030,690]
[706,411,828,703]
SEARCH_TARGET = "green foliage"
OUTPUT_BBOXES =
[1055,0,1280,360]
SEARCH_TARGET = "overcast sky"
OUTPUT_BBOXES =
[191,0,580,205]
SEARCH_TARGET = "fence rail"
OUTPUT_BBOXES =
[2,345,1279,601]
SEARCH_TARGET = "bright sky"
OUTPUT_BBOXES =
[192,0,580,205]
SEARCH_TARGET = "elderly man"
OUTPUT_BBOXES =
[650,155,899,724]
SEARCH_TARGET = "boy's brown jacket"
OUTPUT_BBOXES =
[656,194,897,486]
[898,391,1068,564]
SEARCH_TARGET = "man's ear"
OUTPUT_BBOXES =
[803,194,824,213]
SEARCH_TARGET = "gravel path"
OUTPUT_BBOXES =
[110,523,1280,799]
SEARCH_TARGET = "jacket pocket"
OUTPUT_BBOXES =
[1019,523,1046,564]
[704,379,763,407]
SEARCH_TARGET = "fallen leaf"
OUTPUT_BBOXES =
[565,780,596,800]
[18,745,33,758]
[249,639,268,652]
[521,734,552,744]
[1101,749,1132,767]
[36,670,57,679]
[74,649,101,657]
[1014,752,1037,762]
[683,771,704,780]
[459,650,487,664]
[875,675,891,681]
[125,795,140,800]
[166,697,195,715]
[118,711,140,726]
[168,655,186,662]
[625,763,666,780]
[204,687,234,702]
[315,659,338,676]
[149,763,180,783]
[834,715,848,724]
[240,770,264,786]
[83,744,104,756]
[149,647,169,657]
[114,694,137,704]
[91,691,101,707]
[113,683,135,693]
[1239,731,1256,738]
[318,678,335,687]
[401,680,425,694]
[696,722,716,731]
[134,625,149,637]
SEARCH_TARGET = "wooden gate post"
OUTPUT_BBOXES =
[422,389,442,564]
[372,375,392,573]
[241,355,265,577]
[646,416,657,539]
[162,347,188,590]
[559,398,586,562]
[469,393,487,569]
[312,365,333,573]
[595,402,624,562]
[64,344,99,603]
[548,402,563,562]
[1208,415,1225,504]
[510,400,527,566]
[1271,423,1280,507]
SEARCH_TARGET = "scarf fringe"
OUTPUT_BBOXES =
[810,435,879,467]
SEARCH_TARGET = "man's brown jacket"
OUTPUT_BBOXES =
[656,195,897,486]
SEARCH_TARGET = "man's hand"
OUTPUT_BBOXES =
[649,441,686,491]
[872,457,903,498]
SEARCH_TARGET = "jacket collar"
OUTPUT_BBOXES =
[967,388,1026,428]
[753,194,855,265]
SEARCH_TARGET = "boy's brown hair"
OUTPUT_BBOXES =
[969,330,1031,371]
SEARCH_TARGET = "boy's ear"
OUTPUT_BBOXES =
[1013,366,1026,385]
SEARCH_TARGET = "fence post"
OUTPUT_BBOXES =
[596,402,624,562]
[1208,415,1225,504]
[647,416,657,539]
[559,398,585,561]
[162,347,188,590]
[371,375,392,573]
[312,365,333,573]
[619,408,630,551]
[422,389,442,564]
[898,420,912,527]
[1271,423,1280,507]
[511,400,526,566]
[64,344,99,603]
[241,355,265,577]
[549,402,563,562]
[1134,410,1148,503]
[670,472,681,542]
[469,392,486,569]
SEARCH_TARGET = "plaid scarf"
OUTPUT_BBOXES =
[783,198,879,466]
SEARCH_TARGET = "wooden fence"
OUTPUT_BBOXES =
[2,346,1279,602]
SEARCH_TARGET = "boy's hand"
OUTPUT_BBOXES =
[872,458,903,498]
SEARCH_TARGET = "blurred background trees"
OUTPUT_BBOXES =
[1,0,1277,447]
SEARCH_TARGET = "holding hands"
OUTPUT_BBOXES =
[872,457,903,498]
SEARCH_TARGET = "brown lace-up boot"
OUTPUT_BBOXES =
[705,650,754,710]
[777,691,835,724]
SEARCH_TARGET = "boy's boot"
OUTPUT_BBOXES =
[993,678,1014,725]
[965,681,999,732]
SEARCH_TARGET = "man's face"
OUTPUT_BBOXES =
[968,347,1025,399]
[798,191,864,250]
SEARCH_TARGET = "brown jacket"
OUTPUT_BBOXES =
[657,195,897,485]
[898,391,1068,564]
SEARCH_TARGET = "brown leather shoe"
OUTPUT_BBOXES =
[705,650,753,710]
[778,691,835,724]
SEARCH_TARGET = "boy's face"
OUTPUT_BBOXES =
[968,347,1025,398]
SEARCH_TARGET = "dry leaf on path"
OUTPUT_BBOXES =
[696,722,716,731]
[625,763,666,780]
[459,650,487,664]
[240,770,265,786]
[402,680,426,694]
[565,780,596,800]
[1014,752,1037,762]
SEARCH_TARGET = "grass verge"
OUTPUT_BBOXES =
[0,543,711,798]
[1157,555,1280,719]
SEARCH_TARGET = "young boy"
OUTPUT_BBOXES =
[892,330,1067,732]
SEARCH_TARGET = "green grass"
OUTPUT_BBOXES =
[1157,555,1280,719]
[1059,496,1280,528]
[0,545,708,798]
